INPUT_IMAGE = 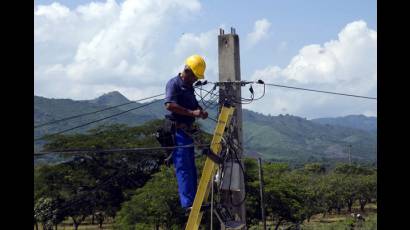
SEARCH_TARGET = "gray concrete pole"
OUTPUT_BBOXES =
[218,27,246,229]
[258,158,267,230]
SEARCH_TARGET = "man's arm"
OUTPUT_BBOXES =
[164,79,205,118]
[165,102,202,117]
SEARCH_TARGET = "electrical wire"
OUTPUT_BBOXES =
[198,81,266,105]
[35,93,165,128]
[34,143,218,156]
[34,99,162,142]
[227,139,247,207]
[264,82,377,100]
[35,84,218,142]
[196,84,217,110]
[195,86,218,111]
[35,79,374,138]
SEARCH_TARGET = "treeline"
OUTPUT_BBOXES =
[244,161,376,229]
[34,122,376,230]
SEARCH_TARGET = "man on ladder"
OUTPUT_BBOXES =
[164,54,209,214]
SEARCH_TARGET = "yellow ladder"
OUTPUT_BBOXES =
[185,105,235,230]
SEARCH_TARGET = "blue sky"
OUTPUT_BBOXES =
[34,0,377,118]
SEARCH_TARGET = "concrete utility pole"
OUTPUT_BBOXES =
[218,27,246,229]
[258,158,267,230]
[348,144,352,165]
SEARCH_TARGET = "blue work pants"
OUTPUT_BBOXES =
[172,129,197,208]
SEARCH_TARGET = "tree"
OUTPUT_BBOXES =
[262,163,308,229]
[35,120,214,229]
[243,158,262,226]
[318,173,348,215]
[332,163,377,212]
[34,197,65,230]
[342,175,359,213]
[357,174,377,211]
[334,163,374,175]
[114,166,185,230]
[303,163,326,174]
[36,122,173,227]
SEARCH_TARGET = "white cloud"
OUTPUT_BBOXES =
[247,18,271,47]
[34,2,70,20]
[35,0,201,100]
[246,20,377,118]
[35,3,376,119]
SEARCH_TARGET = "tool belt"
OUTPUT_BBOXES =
[155,117,202,166]
[175,122,200,137]
[155,118,176,148]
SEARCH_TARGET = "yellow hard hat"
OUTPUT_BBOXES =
[185,54,206,79]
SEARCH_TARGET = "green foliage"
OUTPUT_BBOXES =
[262,162,308,224]
[35,122,174,229]
[303,163,326,174]
[302,213,377,230]
[312,115,377,132]
[34,116,377,229]
[43,121,163,151]
[249,160,377,228]
[114,166,185,230]
[34,95,165,147]
[334,163,375,175]
[34,197,65,229]
[243,158,262,225]
[242,112,376,162]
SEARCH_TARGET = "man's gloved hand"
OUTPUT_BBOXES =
[191,109,202,117]
[200,110,208,119]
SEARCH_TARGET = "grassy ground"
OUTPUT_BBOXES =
[249,203,377,230]
[36,204,377,230]
[36,224,113,230]
[36,217,114,230]
[302,212,377,230]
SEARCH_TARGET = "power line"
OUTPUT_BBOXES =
[34,143,218,156]
[263,82,377,100]
[35,93,165,128]
[34,86,209,141]
[34,87,215,141]
[35,83,213,130]
[34,99,162,142]
[34,79,375,142]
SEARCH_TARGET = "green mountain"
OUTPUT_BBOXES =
[242,112,376,162]
[34,92,376,162]
[311,115,377,132]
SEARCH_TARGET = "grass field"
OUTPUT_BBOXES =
[36,203,377,230]
[36,217,114,230]
[302,212,376,230]
[249,203,377,230]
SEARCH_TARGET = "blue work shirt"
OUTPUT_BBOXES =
[165,74,200,125]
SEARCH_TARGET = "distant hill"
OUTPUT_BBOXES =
[311,115,376,132]
[242,112,376,162]
[88,91,131,106]
[34,92,377,162]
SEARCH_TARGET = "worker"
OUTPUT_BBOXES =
[164,54,208,213]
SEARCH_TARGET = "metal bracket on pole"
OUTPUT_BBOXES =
[202,148,223,165]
